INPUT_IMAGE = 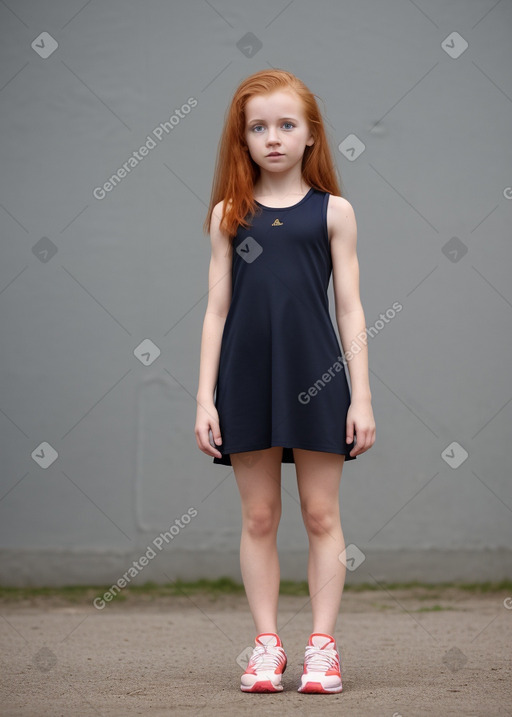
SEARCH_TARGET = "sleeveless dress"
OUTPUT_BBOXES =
[212,186,357,466]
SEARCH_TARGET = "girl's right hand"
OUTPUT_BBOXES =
[194,400,223,459]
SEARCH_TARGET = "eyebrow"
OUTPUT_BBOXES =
[246,116,299,124]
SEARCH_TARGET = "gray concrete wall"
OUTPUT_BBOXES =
[0,0,511,586]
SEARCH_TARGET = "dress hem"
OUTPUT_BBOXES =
[212,441,357,466]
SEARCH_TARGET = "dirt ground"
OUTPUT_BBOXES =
[1,586,511,716]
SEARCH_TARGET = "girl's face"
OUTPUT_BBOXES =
[244,90,314,174]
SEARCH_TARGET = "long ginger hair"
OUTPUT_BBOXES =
[203,69,344,240]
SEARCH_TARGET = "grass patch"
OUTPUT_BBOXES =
[342,579,512,593]
[0,578,510,603]
[0,585,103,602]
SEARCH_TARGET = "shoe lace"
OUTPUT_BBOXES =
[304,645,339,672]
[249,644,284,671]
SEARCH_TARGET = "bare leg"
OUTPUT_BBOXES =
[231,447,283,635]
[294,448,346,637]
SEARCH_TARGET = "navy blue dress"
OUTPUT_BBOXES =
[212,187,356,466]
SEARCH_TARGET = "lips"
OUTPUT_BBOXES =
[267,152,283,157]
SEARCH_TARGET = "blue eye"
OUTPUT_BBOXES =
[250,122,295,132]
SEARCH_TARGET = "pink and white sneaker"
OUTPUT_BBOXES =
[297,632,343,693]
[240,632,287,692]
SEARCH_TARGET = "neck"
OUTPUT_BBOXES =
[253,170,309,199]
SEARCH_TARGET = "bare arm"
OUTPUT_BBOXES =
[195,201,233,457]
[328,196,376,456]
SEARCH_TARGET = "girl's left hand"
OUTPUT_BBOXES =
[346,399,376,457]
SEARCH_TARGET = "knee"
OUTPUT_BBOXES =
[243,504,281,538]
[301,503,339,537]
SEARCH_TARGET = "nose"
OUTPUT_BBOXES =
[266,126,280,145]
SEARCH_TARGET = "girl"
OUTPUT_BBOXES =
[195,69,375,694]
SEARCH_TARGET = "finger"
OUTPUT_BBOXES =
[205,445,223,458]
[203,427,222,458]
[200,437,222,459]
[209,427,223,448]
[196,427,210,450]
[196,427,219,457]
[351,428,368,456]
[352,429,370,456]
[208,428,223,456]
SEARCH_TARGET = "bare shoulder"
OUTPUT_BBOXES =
[326,194,357,243]
[209,198,232,249]
[210,199,225,229]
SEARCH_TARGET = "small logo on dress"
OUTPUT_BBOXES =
[272,218,283,226]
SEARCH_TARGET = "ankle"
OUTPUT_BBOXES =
[256,630,280,638]
[311,629,336,639]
